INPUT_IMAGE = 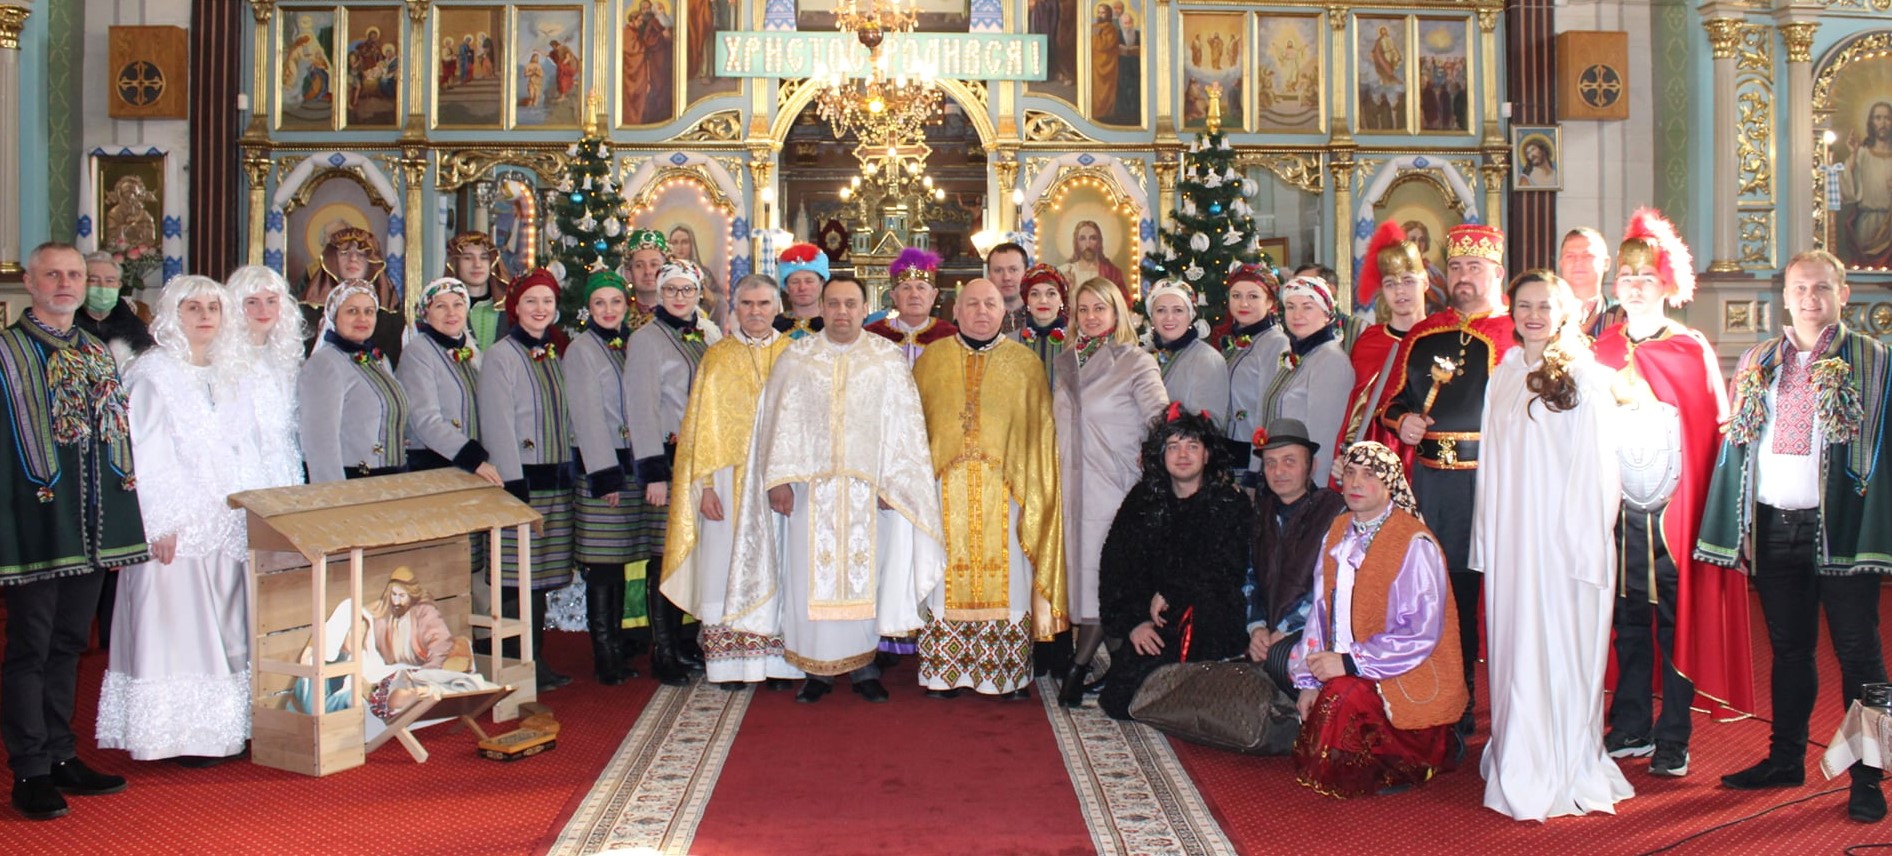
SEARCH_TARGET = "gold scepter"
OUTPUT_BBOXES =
[1421,355,1462,418]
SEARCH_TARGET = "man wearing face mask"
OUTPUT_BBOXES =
[74,253,154,370]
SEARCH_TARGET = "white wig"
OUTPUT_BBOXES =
[149,275,239,364]
[225,264,306,369]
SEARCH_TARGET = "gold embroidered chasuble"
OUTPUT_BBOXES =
[659,332,790,612]
[912,337,1068,641]
[724,333,946,634]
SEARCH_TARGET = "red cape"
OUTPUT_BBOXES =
[1332,324,1412,483]
[1593,322,1755,719]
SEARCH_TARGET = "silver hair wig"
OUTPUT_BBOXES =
[225,264,306,369]
[148,275,239,364]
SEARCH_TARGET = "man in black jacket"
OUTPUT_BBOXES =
[1246,418,1347,693]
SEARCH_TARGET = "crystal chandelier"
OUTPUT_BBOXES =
[813,0,941,147]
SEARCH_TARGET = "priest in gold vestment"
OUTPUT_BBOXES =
[912,280,1066,699]
[661,275,803,687]
[724,276,947,703]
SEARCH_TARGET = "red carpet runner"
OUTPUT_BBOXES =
[686,661,1095,856]
[1175,590,1889,855]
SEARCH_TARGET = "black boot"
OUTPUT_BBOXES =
[1057,660,1089,709]
[585,565,635,684]
[529,588,571,692]
[645,569,690,686]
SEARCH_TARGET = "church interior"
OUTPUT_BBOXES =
[3,0,1892,853]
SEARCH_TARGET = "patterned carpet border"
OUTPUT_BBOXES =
[1039,678,1237,856]
[545,681,751,856]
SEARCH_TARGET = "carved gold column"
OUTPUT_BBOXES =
[748,142,777,263]
[993,148,1020,232]
[244,2,275,266]
[1778,19,1817,257]
[1481,159,1509,256]
[0,4,31,273]
[1325,5,1351,144]
[1329,149,1356,309]
[403,1,429,137]
[398,147,426,316]
[1154,0,1174,135]
[1476,5,1503,149]
[247,1,273,137]
[1704,15,1743,272]
[593,0,610,130]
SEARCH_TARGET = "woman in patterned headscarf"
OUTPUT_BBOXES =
[297,279,410,483]
[301,226,406,366]
[624,258,722,685]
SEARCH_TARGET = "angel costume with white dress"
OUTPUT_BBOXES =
[96,292,258,761]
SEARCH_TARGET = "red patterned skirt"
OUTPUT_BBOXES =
[1292,675,1452,798]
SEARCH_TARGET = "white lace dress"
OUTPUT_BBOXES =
[237,355,304,490]
[95,350,256,760]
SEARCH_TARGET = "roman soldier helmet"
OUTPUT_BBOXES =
[1618,207,1696,306]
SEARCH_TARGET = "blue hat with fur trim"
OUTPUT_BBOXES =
[777,242,829,283]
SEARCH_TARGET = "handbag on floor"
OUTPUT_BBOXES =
[1128,657,1300,756]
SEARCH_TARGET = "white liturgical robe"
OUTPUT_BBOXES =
[724,331,947,675]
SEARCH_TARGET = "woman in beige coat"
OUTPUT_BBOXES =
[1051,277,1169,707]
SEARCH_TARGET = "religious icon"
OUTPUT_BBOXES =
[342,7,401,129]
[684,0,740,105]
[92,153,166,289]
[514,6,585,128]
[1357,17,1408,133]
[1512,126,1562,191]
[279,10,337,131]
[621,0,678,126]
[1416,18,1469,133]
[1822,52,1892,271]
[1087,0,1143,127]
[1254,15,1321,133]
[1036,178,1139,305]
[1025,0,1078,104]
[435,6,506,128]
[1181,12,1246,131]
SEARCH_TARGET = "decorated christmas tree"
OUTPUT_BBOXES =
[548,135,626,322]
[1141,90,1265,324]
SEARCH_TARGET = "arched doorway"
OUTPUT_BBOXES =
[769,81,996,302]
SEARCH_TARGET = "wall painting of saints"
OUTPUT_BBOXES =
[1254,14,1321,133]
[1356,16,1407,133]
[1416,18,1469,134]
[1181,11,1247,131]
[1372,175,1460,309]
[513,6,585,129]
[1821,51,1892,272]
[684,0,740,106]
[621,0,678,126]
[1026,0,1077,105]
[435,7,506,128]
[342,7,402,130]
[279,10,337,131]
[1086,0,1142,127]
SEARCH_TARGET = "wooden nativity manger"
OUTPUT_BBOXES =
[229,469,544,776]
